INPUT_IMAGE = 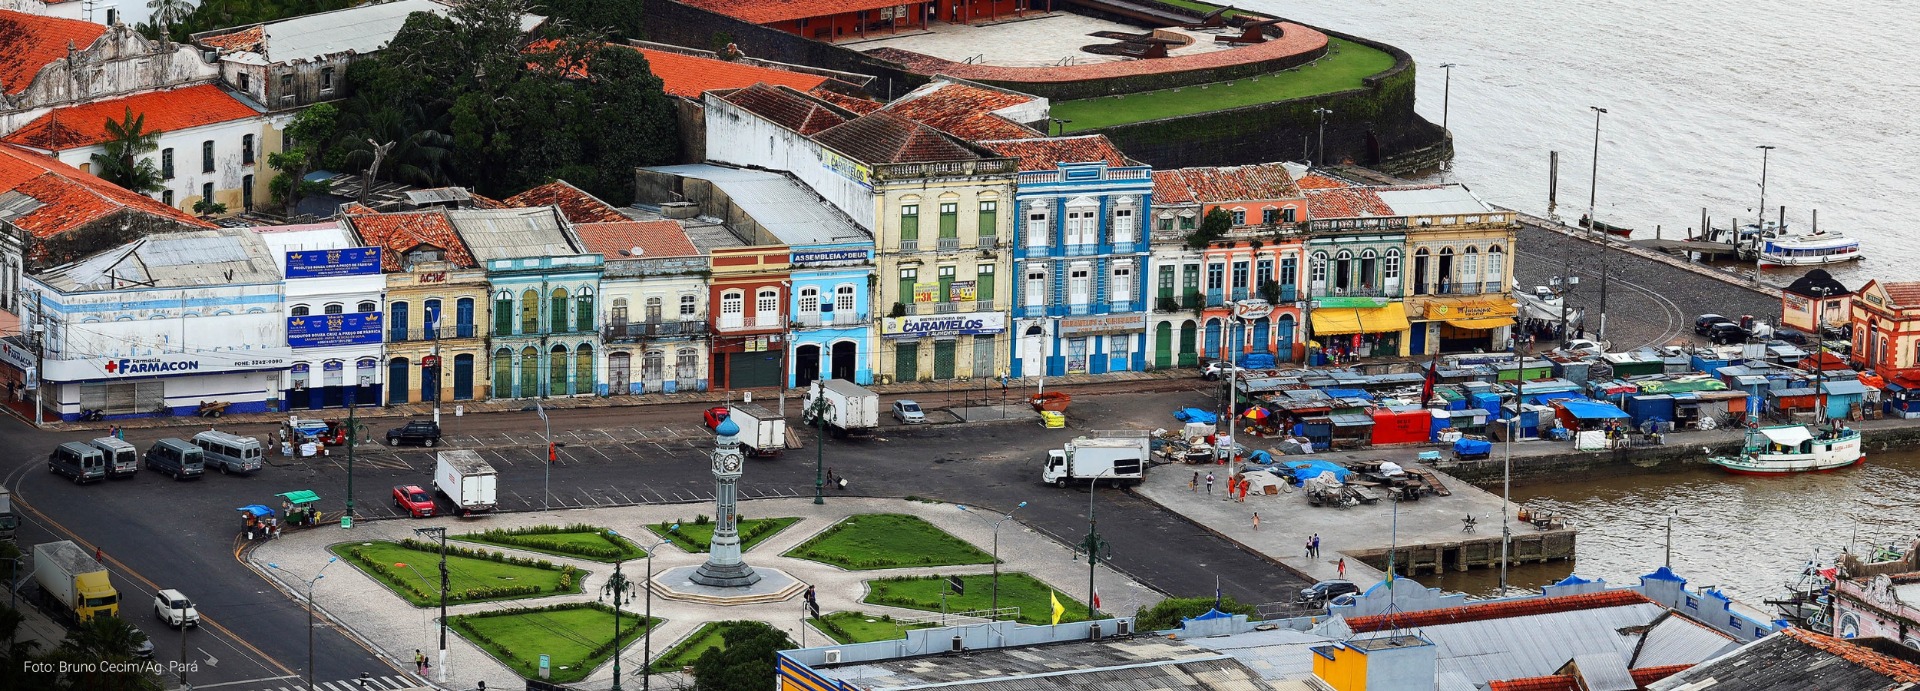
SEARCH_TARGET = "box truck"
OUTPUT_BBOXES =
[34,540,118,623]
[0,488,15,541]
[435,450,497,516]
[726,403,788,457]
[1042,433,1150,487]
[803,379,879,438]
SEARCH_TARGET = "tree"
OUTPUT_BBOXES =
[691,621,794,691]
[269,103,339,210]
[193,197,229,217]
[1185,208,1234,249]
[535,0,645,40]
[146,0,193,32]
[90,108,163,195]
[0,606,41,691]
[52,616,162,690]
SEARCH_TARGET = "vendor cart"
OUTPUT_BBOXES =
[275,490,327,528]
[237,504,277,540]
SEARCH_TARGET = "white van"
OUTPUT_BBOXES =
[192,431,263,474]
[88,437,139,478]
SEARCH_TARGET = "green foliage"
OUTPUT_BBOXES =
[48,615,163,690]
[331,540,583,606]
[192,197,228,217]
[1186,208,1234,249]
[451,602,657,683]
[267,104,336,211]
[535,0,646,39]
[1132,595,1258,631]
[812,611,935,644]
[690,621,793,691]
[785,514,994,570]
[0,607,38,690]
[90,108,163,195]
[650,517,798,553]
[455,523,646,562]
[864,573,1104,626]
[1050,38,1395,131]
[1257,279,1281,305]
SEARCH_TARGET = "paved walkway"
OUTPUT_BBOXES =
[249,497,1152,691]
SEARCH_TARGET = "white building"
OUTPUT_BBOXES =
[0,13,218,134]
[0,0,201,30]
[254,222,386,410]
[577,219,711,395]
[22,228,289,421]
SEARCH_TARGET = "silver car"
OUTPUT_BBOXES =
[892,400,926,424]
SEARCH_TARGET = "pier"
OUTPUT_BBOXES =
[1630,238,1743,261]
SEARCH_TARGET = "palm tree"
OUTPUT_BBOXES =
[145,0,193,32]
[58,614,147,661]
[90,107,164,194]
[342,107,453,188]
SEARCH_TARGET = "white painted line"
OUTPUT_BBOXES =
[179,675,301,689]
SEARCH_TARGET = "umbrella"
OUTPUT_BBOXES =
[1242,407,1272,421]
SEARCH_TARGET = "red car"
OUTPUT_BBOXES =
[702,406,730,430]
[392,485,434,518]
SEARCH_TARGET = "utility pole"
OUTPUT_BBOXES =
[1754,145,1776,281]
[268,557,337,691]
[30,289,43,427]
[601,532,639,691]
[1437,63,1459,131]
[1077,472,1113,619]
[1313,108,1333,166]
[808,393,830,504]
[535,402,551,511]
[1586,106,1607,234]
[640,528,675,690]
[345,398,357,520]
[414,527,449,681]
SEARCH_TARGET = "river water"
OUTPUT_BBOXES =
[1243,0,1919,287]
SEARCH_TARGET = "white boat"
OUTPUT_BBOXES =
[1707,424,1863,475]
[1737,221,1864,266]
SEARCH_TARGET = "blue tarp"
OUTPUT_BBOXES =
[1174,408,1218,424]
[1453,439,1492,456]
[237,504,275,518]
[1559,399,1631,419]
[1247,449,1276,465]
[1529,391,1581,406]
[1282,460,1351,484]
[1237,353,1277,370]
[1322,388,1374,401]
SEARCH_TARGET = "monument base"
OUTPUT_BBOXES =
[690,559,762,588]
[652,565,805,606]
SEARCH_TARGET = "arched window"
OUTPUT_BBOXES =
[1462,246,1480,285]
[798,286,821,315]
[1413,248,1431,295]
[575,287,593,332]
[1358,249,1378,289]
[611,298,629,326]
[549,287,570,333]
[495,291,514,335]
[1438,247,1455,292]
[519,346,539,398]
[1309,252,1328,285]
[290,304,310,316]
[720,290,744,329]
[835,284,857,313]
[358,301,377,313]
[1384,248,1402,281]
[755,288,778,327]
[324,303,344,315]
[1487,244,1505,287]
[520,289,539,334]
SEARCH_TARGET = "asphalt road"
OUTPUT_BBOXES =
[2,377,1308,690]
[1513,224,1779,351]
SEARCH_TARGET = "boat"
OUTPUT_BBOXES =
[1578,215,1634,238]
[1707,423,1863,474]
[1759,229,1863,266]
[1764,554,1835,634]
[1513,284,1585,327]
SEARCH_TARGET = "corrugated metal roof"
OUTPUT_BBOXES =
[257,0,542,62]
[1183,627,1332,681]
[1633,613,1740,668]
[36,228,280,291]
[1415,602,1668,687]
[445,207,578,262]
[1570,653,1634,691]
[644,164,869,247]
[1375,185,1493,216]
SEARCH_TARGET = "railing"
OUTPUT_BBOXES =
[908,300,988,316]
[873,158,1018,180]
[899,240,919,253]
[792,312,870,328]
[1064,243,1098,257]
[1205,290,1224,307]
[1325,286,1395,298]
[1281,285,1297,302]
[1182,293,1202,309]
[1231,287,1249,302]
[386,324,480,342]
[753,314,782,329]
[1156,296,1180,313]
[1020,304,1046,318]
[1109,300,1135,313]
[977,236,998,249]
[937,237,961,251]
[603,321,709,340]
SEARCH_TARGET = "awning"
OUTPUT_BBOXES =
[1311,304,1411,335]
[276,490,321,505]
[1445,316,1516,330]
[1759,426,1814,446]
[1425,297,1518,319]
[1557,399,1631,420]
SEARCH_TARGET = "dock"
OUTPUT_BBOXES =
[1631,238,1743,261]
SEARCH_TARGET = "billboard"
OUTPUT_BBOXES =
[285,247,382,279]
[288,312,384,348]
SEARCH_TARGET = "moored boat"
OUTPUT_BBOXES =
[1759,229,1863,266]
[1707,423,1863,475]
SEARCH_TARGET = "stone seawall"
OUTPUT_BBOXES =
[1437,421,1920,486]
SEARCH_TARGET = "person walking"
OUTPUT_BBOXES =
[1252,512,1260,531]
[1205,472,1215,494]
[1310,534,1321,558]
[415,650,427,675]
[1190,471,1198,492]
[1337,558,1346,577]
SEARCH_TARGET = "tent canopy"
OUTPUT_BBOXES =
[1759,426,1814,447]
[1558,399,1631,420]
[237,505,275,518]
[1310,304,1411,335]
[1282,460,1351,483]
[277,490,322,505]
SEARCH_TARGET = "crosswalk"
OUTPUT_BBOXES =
[223,673,429,691]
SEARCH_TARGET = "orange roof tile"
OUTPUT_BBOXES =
[0,143,214,240]
[343,209,476,270]
[197,25,263,53]
[1486,665,1691,691]
[1784,628,1920,683]
[1346,590,1655,633]
[574,220,699,259]
[1151,164,1300,204]
[2,84,262,151]
[720,83,848,135]
[813,111,980,164]
[1152,170,1195,204]
[1882,281,1920,308]
[503,180,627,224]
[0,10,106,95]
[1295,173,1353,190]
[884,82,1040,141]
[679,0,903,25]
[1305,186,1393,219]
[467,193,506,210]
[977,135,1129,172]
[524,40,829,98]
[809,88,883,114]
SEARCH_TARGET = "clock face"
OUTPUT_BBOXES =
[720,453,741,473]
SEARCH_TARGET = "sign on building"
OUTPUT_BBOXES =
[882,312,1007,339]
[285,247,383,278]
[949,280,977,302]
[288,313,384,348]
[1057,314,1148,336]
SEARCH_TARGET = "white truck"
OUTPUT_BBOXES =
[1042,433,1150,488]
[0,488,15,541]
[727,403,787,457]
[803,379,880,438]
[435,450,497,516]
[34,540,119,623]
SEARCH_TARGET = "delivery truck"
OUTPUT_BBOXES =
[435,450,497,516]
[726,403,788,457]
[1042,433,1150,487]
[0,488,16,541]
[34,540,119,623]
[803,379,880,438]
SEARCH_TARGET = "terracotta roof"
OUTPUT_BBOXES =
[525,40,829,98]
[977,135,1129,171]
[2,84,262,151]
[1151,163,1300,204]
[1151,170,1195,204]
[1346,590,1655,633]
[0,143,215,240]
[1486,664,1693,691]
[503,180,627,224]
[864,22,1325,84]
[884,81,1040,141]
[1784,628,1920,683]
[678,0,903,25]
[809,88,883,114]
[574,220,699,259]
[197,25,263,53]
[0,10,106,95]
[813,111,981,164]
[1295,173,1353,190]
[467,193,506,210]
[719,83,847,135]
[1305,186,1393,219]
[1883,281,1920,308]
[343,209,475,270]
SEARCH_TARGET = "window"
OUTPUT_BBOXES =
[161,149,174,179]
[799,286,820,314]
[1069,266,1091,305]
[719,290,744,328]
[1025,266,1046,307]
[290,305,310,317]
[201,141,214,173]
[1359,249,1377,288]
[938,202,958,238]
[324,303,344,315]
[200,183,213,208]
[359,301,377,313]
[104,8,116,25]
[1065,206,1095,245]
[938,265,957,302]
[679,294,697,317]
[1334,249,1353,291]
[1231,261,1249,291]
[1262,208,1278,225]
[1158,215,1174,231]
[899,268,918,304]
[1206,264,1224,291]
[321,67,335,92]
[279,74,293,101]
[755,288,778,326]
[978,200,998,239]
[520,289,539,333]
[1462,246,1480,285]
[1384,249,1401,281]
[1310,252,1328,285]
[1282,207,1297,223]
[640,297,658,323]
[1026,203,1049,248]
[1112,203,1135,244]
[1487,245,1504,286]
[974,264,995,303]
[1179,213,1196,230]
[1230,208,1246,226]
[834,284,856,313]
[1158,266,1175,299]
[900,205,919,243]
[242,134,254,164]
[238,73,250,92]
[389,301,408,340]
[162,190,173,207]
[1111,334,1131,361]
[494,291,513,335]
[1256,258,1274,287]
[549,287,570,332]
[1280,257,1298,287]
[1112,263,1133,305]
[576,289,593,331]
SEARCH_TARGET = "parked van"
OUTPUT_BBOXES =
[191,431,262,475]
[49,442,106,484]
[145,439,204,480]
[88,437,139,478]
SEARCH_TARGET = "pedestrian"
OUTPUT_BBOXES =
[1190,471,1198,492]
[1311,534,1321,558]
[1252,512,1260,531]
[1304,537,1313,557]
[1205,472,1214,494]
[415,650,427,675]
[1238,480,1249,502]
[93,547,102,563]
[1337,558,1346,577]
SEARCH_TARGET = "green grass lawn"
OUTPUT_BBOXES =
[648,517,799,554]
[863,573,1105,626]
[650,620,762,673]
[451,604,657,684]
[812,612,937,644]
[1154,0,1251,19]
[454,528,646,563]
[331,541,583,606]
[1051,38,1396,131]
[783,514,994,570]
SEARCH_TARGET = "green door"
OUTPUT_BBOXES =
[933,340,957,380]
[728,350,785,389]
[895,342,918,382]
[1155,322,1173,369]
[1178,321,1198,367]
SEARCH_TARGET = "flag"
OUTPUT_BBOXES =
[1092,587,1101,611]
[535,401,547,422]
[1049,590,1065,625]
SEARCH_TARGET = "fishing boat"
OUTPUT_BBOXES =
[1758,229,1863,266]
[1707,423,1863,474]
[1764,555,1835,634]
[1578,215,1634,238]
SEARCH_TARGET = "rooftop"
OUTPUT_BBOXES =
[0,143,215,241]
[573,220,699,260]
[816,637,1277,691]
[678,0,901,25]
[629,45,828,98]
[1647,630,1920,691]
[1152,163,1301,205]
[2,84,263,151]
[1373,184,1494,217]
[1487,664,1693,691]
[1304,186,1393,219]
[883,80,1041,141]
[977,135,1132,172]
[445,207,579,262]
[250,222,356,264]
[1878,280,1920,308]
[809,88,883,114]
[199,0,542,63]
[1783,267,1851,299]
[813,110,985,165]
[502,180,629,224]
[342,208,474,270]
[0,10,106,95]
[644,164,869,248]
[34,228,281,292]
[855,11,1242,69]
[719,83,849,136]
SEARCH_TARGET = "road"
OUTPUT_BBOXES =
[1513,224,1779,350]
[3,376,1307,690]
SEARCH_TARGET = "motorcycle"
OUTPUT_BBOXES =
[78,408,104,422]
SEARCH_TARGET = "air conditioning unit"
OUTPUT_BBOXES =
[1088,623,1103,640]
[1116,620,1131,636]
[823,650,842,664]
[950,635,964,652]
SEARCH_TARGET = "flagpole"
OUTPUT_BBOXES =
[537,402,550,512]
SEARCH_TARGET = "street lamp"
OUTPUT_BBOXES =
[1499,416,1517,594]
[1585,106,1607,235]
[1076,471,1114,620]
[1312,108,1334,166]
[956,502,1026,625]
[268,556,337,691]
[1436,63,1460,131]
[529,402,553,511]
[601,529,648,691]
[1754,145,1776,280]
[638,527,676,690]
[806,394,832,505]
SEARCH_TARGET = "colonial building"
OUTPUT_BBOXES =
[342,207,491,404]
[1151,163,1309,366]
[1,0,184,30]
[255,222,386,409]
[1302,185,1410,361]
[1850,279,1920,375]
[982,135,1151,377]
[3,83,274,216]
[20,228,288,421]
[449,207,601,399]
[0,12,217,133]
[678,0,930,42]
[707,243,790,390]
[1380,184,1517,356]
[1781,268,1850,336]
[576,218,709,395]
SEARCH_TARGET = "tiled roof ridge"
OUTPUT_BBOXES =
[1345,590,1657,633]
[1,83,261,151]
[720,82,850,136]
[0,9,109,95]
[1783,628,1920,682]
[0,143,215,238]
[503,179,627,224]
[1485,663,1695,691]
[343,207,476,270]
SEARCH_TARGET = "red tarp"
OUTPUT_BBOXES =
[1368,408,1431,445]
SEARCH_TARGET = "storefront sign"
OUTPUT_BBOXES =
[1232,299,1273,320]
[0,339,33,370]
[791,249,871,265]
[1057,314,1148,336]
[324,360,344,372]
[1784,293,1811,312]
[913,282,940,303]
[420,271,447,283]
[882,312,1006,339]
[1424,299,1516,319]
[949,280,977,302]
[1313,296,1392,309]
[40,348,292,381]
[822,150,873,189]
[286,247,382,279]
[288,312,384,348]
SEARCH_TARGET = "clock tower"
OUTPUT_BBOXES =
[691,417,761,587]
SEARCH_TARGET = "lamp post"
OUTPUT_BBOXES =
[1664,510,1679,568]
[639,527,676,690]
[602,529,644,691]
[1077,471,1114,619]
[532,402,552,511]
[957,502,1027,623]
[1499,416,1516,594]
[1312,108,1333,166]
[807,394,831,504]
[413,526,449,681]
[1436,63,1459,131]
[268,556,338,691]
[344,397,358,520]
[1754,145,1776,280]
[1585,106,1607,234]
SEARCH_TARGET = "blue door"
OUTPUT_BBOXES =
[1253,317,1271,354]
[424,299,441,339]
[1204,319,1221,360]
[1229,321,1244,361]
[453,354,474,400]
[1411,322,1428,355]
[387,357,409,404]
[1277,315,1295,359]
[389,302,409,342]
[456,298,475,338]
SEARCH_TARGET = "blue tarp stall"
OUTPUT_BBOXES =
[1453,438,1492,458]
[1430,410,1453,441]
[1886,379,1920,417]
[1237,353,1277,370]
[1624,394,1675,427]
[1556,398,1631,430]
[1296,421,1333,448]
[1282,460,1352,484]
[1322,388,1374,401]
[1692,354,1737,376]
[1246,449,1276,465]
[1820,379,1870,419]
[1529,390,1581,406]
[237,504,275,518]
[1174,408,1218,424]
[1471,392,1503,417]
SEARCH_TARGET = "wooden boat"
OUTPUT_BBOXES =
[1578,215,1634,238]
[1029,391,1071,412]
[1707,424,1862,475]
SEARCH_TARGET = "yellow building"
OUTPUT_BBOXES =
[869,164,1017,383]
[344,209,493,403]
[1386,187,1520,356]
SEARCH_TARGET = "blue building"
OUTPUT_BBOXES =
[641,164,877,387]
[445,208,606,399]
[985,136,1153,377]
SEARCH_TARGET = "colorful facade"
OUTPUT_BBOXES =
[1850,280,1920,375]
[343,208,493,404]
[1151,163,1310,365]
[707,245,791,389]
[581,220,711,396]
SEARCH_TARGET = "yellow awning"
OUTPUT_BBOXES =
[1311,304,1411,335]
[1444,316,1516,330]
[1425,297,1518,320]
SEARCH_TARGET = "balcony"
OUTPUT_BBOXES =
[793,312,869,328]
[1231,287,1249,302]
[1281,284,1297,302]
[899,240,920,253]
[387,324,480,342]
[603,321,708,341]
[937,237,961,252]
[1323,286,1395,298]
[977,236,998,250]
[1182,293,1202,309]
[1156,296,1180,313]
[1205,290,1224,307]
[1109,300,1135,313]
[753,314,782,329]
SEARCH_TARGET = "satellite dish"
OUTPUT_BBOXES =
[630,246,645,257]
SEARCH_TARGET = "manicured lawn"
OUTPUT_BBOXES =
[864,573,1105,626]
[648,517,799,554]
[1051,38,1397,131]
[783,514,994,570]
[454,526,646,563]
[1155,0,1251,19]
[812,612,936,644]
[651,620,760,673]
[330,541,583,606]
[451,603,657,684]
